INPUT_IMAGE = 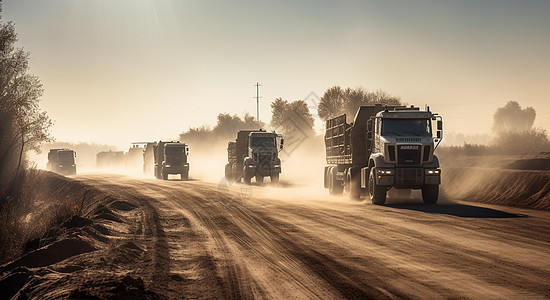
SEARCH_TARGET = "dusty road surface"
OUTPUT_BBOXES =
[6,174,549,299]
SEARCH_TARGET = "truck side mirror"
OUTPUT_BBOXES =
[367,120,373,139]
[437,130,442,139]
[437,120,442,130]
[186,147,189,155]
[280,138,284,150]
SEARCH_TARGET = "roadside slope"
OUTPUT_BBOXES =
[441,155,550,210]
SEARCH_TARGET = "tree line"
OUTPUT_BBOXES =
[0,6,52,201]
[179,86,402,148]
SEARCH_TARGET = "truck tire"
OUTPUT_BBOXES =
[422,185,439,204]
[328,167,343,195]
[369,168,386,205]
[255,175,264,183]
[181,171,189,181]
[244,175,251,185]
[162,171,168,180]
[271,173,279,183]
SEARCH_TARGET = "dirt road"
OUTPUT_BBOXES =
[6,174,549,299]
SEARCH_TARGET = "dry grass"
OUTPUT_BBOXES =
[0,170,94,264]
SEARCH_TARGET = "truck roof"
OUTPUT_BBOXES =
[249,131,277,137]
[377,110,434,119]
[165,142,186,147]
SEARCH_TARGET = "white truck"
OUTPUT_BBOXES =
[324,104,443,204]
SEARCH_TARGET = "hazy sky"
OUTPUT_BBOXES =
[3,0,550,149]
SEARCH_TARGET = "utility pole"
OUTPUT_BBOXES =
[254,82,262,122]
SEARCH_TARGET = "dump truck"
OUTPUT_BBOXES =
[225,129,283,184]
[324,104,443,204]
[47,148,77,175]
[153,141,189,180]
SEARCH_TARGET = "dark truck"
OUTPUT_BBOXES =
[47,148,77,175]
[153,141,189,180]
[324,104,443,204]
[225,129,283,184]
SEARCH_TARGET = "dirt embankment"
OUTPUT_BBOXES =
[0,173,159,299]
[441,153,550,210]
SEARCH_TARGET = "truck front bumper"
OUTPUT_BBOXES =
[245,164,281,177]
[374,167,440,188]
[163,164,189,174]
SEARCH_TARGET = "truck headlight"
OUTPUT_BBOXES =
[425,169,440,175]
[377,169,394,175]
[165,164,171,168]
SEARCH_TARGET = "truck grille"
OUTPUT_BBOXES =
[395,168,423,186]
[258,154,272,174]
[397,145,421,166]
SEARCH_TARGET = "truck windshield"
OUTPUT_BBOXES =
[165,146,186,155]
[250,137,276,148]
[381,119,431,137]
[58,151,74,162]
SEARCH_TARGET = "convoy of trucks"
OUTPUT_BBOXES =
[45,102,444,206]
[225,130,283,184]
[47,148,77,175]
[324,104,443,204]
[153,141,190,180]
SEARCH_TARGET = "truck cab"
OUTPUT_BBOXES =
[225,129,283,184]
[244,131,283,183]
[154,141,190,180]
[364,108,442,204]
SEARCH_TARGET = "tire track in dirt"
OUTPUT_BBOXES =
[75,175,550,299]
[76,177,227,299]
[259,202,550,298]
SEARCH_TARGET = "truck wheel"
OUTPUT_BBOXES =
[181,171,189,181]
[369,168,386,205]
[271,173,279,184]
[328,167,343,195]
[255,175,264,183]
[244,175,251,185]
[162,172,168,180]
[422,185,439,204]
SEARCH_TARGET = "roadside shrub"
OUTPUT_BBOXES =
[492,128,550,155]
[438,128,550,157]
